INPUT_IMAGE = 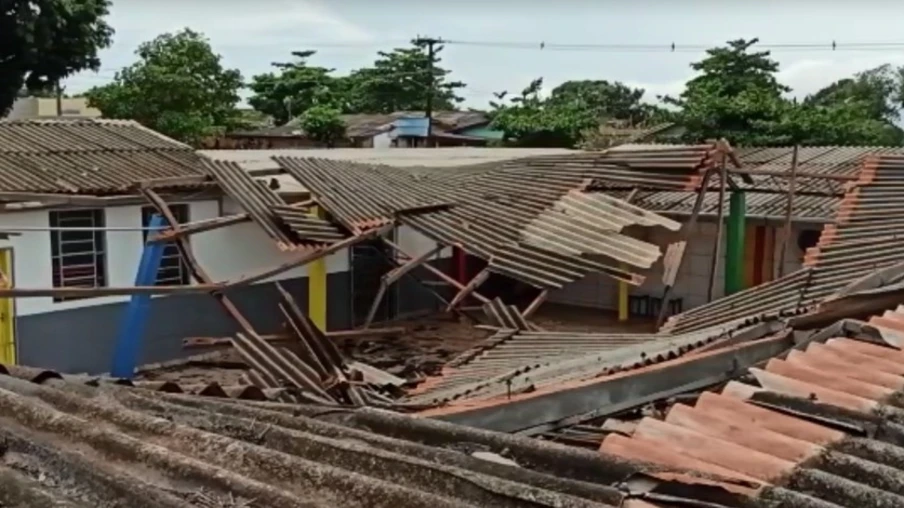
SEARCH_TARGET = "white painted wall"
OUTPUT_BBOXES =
[548,220,819,312]
[396,225,453,259]
[371,132,393,149]
[0,198,349,317]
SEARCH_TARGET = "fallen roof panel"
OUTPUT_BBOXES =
[598,305,904,508]
[275,154,684,289]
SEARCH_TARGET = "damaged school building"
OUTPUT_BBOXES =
[4,117,904,507]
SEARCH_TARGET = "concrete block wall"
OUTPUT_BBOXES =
[549,220,819,313]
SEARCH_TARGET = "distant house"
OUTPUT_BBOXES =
[217,111,504,149]
[4,96,102,120]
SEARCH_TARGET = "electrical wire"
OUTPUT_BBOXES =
[289,38,904,53]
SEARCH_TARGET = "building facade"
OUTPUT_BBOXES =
[0,197,450,374]
[5,97,102,120]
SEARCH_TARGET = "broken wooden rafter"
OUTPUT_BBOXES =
[146,199,317,244]
[142,188,257,335]
[446,268,490,312]
[363,245,442,329]
[656,166,717,329]
[521,289,548,320]
[382,238,490,305]
[182,326,407,349]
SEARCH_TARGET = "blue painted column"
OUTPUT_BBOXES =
[110,214,167,378]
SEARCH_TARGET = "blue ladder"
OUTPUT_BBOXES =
[110,214,167,378]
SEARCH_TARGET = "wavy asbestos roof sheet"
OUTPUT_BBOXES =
[273,152,689,289]
[663,152,904,335]
[610,189,840,223]
[0,118,208,194]
[599,305,904,508]
[407,324,733,407]
[6,358,803,508]
[202,158,345,249]
[274,156,453,232]
[522,191,680,267]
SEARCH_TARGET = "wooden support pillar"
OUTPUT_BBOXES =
[308,206,328,332]
[777,145,799,278]
[707,155,728,303]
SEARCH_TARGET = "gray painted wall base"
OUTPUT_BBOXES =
[16,258,452,375]
[18,274,348,374]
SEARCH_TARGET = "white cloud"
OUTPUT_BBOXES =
[623,53,904,105]
[778,54,904,98]
[108,0,372,48]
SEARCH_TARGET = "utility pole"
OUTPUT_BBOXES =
[55,81,63,117]
[415,36,440,146]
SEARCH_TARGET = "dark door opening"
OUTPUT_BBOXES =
[350,238,397,326]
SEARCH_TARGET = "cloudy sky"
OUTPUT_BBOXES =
[65,0,904,109]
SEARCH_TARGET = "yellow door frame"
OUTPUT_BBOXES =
[0,248,15,365]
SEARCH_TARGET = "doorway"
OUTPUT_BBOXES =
[350,237,397,326]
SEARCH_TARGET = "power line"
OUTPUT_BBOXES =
[289,38,904,53]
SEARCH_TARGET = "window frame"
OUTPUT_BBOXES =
[141,205,191,286]
[49,208,108,302]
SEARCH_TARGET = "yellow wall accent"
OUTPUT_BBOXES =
[618,263,628,321]
[308,207,327,331]
[0,249,15,364]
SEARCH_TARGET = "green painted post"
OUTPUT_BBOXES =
[724,190,747,296]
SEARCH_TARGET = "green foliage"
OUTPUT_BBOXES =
[667,38,904,146]
[0,0,113,114]
[489,79,597,147]
[489,78,660,147]
[247,40,465,124]
[247,51,337,125]
[299,105,346,147]
[86,29,243,146]
[344,40,465,113]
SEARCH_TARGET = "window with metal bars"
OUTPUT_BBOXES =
[141,205,191,286]
[49,209,108,302]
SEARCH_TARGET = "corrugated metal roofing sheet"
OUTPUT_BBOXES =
[0,119,208,194]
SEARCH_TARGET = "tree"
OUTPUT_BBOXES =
[664,38,790,144]
[0,0,113,114]
[548,80,655,124]
[489,78,663,147]
[805,65,900,123]
[300,104,346,147]
[86,29,243,146]
[489,78,598,147]
[247,51,338,125]
[666,38,903,146]
[345,40,465,113]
